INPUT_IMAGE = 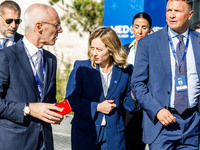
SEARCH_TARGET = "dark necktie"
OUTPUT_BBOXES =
[174,34,188,114]
[2,38,9,48]
[36,50,44,88]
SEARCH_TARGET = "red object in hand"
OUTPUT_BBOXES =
[55,100,72,115]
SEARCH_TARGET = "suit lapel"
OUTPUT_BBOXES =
[106,65,122,99]
[190,30,200,80]
[42,50,52,100]
[89,65,104,101]
[157,26,171,76]
[13,41,38,96]
[89,64,122,100]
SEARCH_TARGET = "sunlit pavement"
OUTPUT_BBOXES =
[52,115,72,150]
[52,115,149,150]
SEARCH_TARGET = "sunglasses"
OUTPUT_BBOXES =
[0,15,22,24]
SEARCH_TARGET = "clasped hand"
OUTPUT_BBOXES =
[97,100,117,114]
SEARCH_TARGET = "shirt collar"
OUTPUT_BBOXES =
[0,33,15,42]
[22,36,43,57]
[100,65,113,75]
[168,26,189,39]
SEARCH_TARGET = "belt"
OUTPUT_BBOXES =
[168,105,197,116]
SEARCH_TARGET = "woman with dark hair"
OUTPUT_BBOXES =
[123,12,152,150]
[123,12,152,65]
[65,27,137,150]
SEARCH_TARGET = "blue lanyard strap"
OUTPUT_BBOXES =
[22,41,45,97]
[168,31,189,75]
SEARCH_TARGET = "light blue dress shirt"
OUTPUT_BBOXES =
[168,27,200,108]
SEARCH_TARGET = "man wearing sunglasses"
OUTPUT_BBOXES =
[0,1,23,49]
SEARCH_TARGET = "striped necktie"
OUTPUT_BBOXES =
[36,50,44,87]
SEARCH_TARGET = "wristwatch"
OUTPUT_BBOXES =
[23,103,30,116]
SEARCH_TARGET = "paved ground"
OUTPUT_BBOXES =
[52,115,72,150]
[52,115,149,150]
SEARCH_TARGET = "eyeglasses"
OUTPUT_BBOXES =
[0,15,22,25]
[41,22,61,30]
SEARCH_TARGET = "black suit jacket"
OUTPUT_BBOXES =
[0,40,57,150]
[14,32,23,43]
[122,43,131,56]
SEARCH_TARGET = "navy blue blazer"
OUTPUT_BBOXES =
[131,26,200,144]
[14,32,23,43]
[0,40,57,150]
[65,60,136,150]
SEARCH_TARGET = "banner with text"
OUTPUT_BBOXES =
[103,0,166,45]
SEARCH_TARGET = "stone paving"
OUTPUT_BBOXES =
[52,115,72,150]
[52,115,149,150]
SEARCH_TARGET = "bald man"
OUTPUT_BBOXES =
[0,3,64,150]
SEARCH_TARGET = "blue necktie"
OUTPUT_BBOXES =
[36,50,44,88]
[2,38,9,48]
[174,34,188,114]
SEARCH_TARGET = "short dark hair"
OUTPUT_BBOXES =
[132,12,152,28]
[194,21,200,30]
[167,0,193,10]
[0,0,21,15]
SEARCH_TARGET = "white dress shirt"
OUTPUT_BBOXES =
[100,66,113,126]
[22,37,44,77]
[0,33,15,48]
[127,39,136,66]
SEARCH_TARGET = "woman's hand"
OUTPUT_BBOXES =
[97,100,117,114]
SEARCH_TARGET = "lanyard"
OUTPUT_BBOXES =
[22,41,45,97]
[168,31,189,76]
[133,42,136,56]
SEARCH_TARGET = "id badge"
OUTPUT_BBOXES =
[174,75,188,91]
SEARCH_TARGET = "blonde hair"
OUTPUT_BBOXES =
[88,27,127,69]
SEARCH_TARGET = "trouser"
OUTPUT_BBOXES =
[37,132,46,150]
[97,126,108,150]
[149,111,200,150]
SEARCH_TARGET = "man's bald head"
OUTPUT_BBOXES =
[24,3,59,34]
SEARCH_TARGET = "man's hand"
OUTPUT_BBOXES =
[97,100,117,114]
[131,91,138,106]
[156,108,176,126]
[29,103,65,124]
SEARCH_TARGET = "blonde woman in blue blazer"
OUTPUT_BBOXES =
[65,27,137,150]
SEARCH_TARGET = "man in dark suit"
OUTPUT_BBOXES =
[0,1,23,49]
[132,0,200,149]
[0,3,64,150]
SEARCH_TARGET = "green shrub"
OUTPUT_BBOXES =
[56,61,71,103]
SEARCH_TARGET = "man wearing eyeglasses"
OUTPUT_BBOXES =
[0,3,64,150]
[0,1,23,49]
